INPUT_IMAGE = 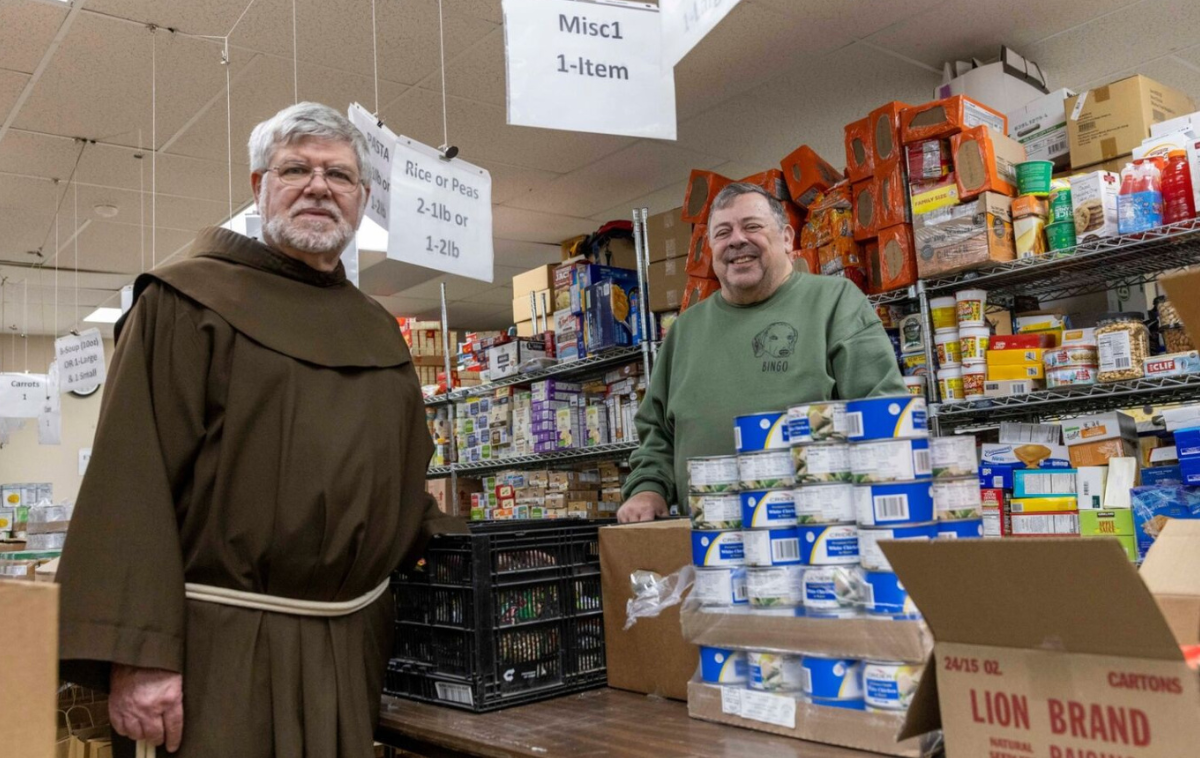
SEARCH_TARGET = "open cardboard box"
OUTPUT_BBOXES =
[885,524,1200,757]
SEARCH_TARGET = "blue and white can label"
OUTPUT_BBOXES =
[930,436,977,478]
[738,450,795,490]
[860,570,920,618]
[691,530,746,567]
[796,523,860,565]
[844,396,928,441]
[802,565,863,618]
[688,455,741,493]
[933,477,984,520]
[693,567,748,606]
[734,412,790,452]
[700,646,748,684]
[850,438,932,483]
[802,656,863,699]
[742,527,801,567]
[749,652,804,692]
[794,483,856,524]
[808,696,866,711]
[854,480,935,526]
[741,489,797,528]
[858,523,938,572]
[792,443,852,484]
[746,566,804,608]
[937,517,985,539]
[787,401,850,443]
[863,661,923,711]
[689,493,743,530]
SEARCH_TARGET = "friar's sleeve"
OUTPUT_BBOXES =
[56,282,209,690]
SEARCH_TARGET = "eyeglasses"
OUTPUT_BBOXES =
[267,163,362,194]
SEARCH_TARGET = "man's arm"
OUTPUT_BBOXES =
[828,282,908,399]
[619,333,678,522]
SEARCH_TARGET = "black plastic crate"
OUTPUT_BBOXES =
[385,519,610,712]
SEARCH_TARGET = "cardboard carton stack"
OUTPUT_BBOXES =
[645,207,694,317]
[397,319,459,387]
[795,184,859,287]
[679,170,729,311]
[1,482,51,540]
[468,466,620,521]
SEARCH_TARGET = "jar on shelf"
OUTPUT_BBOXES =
[1158,298,1196,353]
[1096,313,1149,383]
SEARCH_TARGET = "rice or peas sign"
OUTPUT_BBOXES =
[387,136,494,283]
[55,328,107,393]
[502,0,677,140]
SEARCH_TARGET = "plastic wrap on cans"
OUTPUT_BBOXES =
[738,450,795,490]
[753,606,805,617]
[688,455,741,493]
[809,696,866,711]
[794,483,856,524]
[860,570,920,618]
[792,443,852,484]
[691,530,746,567]
[743,527,802,567]
[796,523,860,565]
[693,567,748,606]
[844,396,928,441]
[850,438,932,483]
[740,489,797,529]
[930,436,978,478]
[854,479,935,526]
[747,566,804,608]
[858,522,938,571]
[749,651,804,692]
[863,661,923,711]
[689,492,742,530]
[937,517,985,539]
[933,477,984,520]
[787,401,850,443]
[802,656,864,700]
[802,565,863,618]
[734,412,790,452]
[700,646,748,684]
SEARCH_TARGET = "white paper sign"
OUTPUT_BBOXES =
[502,0,677,140]
[659,0,741,69]
[348,103,398,231]
[55,328,107,393]
[720,685,796,728]
[0,373,50,418]
[79,448,92,476]
[38,411,61,446]
[387,136,494,282]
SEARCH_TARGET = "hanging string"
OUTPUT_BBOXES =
[73,181,79,333]
[22,279,27,372]
[151,26,158,270]
[291,0,298,103]
[437,0,449,148]
[371,0,380,116]
[224,40,234,222]
[139,132,145,274]
[226,0,259,40]
[53,184,59,338]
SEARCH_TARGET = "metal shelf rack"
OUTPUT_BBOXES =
[424,346,645,406]
[427,442,641,480]
[867,285,918,307]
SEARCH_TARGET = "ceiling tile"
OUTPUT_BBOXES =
[467,286,518,306]
[438,26,506,107]
[81,0,264,38]
[751,0,947,41]
[76,144,251,205]
[67,182,230,235]
[474,159,560,206]
[0,130,84,180]
[0,211,56,264]
[0,0,67,73]
[62,220,195,275]
[370,294,442,317]
[492,239,561,269]
[0,174,59,217]
[492,206,598,245]
[0,68,29,116]
[403,272,499,301]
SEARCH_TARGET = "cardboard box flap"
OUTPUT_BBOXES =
[882,538,1183,660]
[898,657,941,740]
[1138,519,1200,645]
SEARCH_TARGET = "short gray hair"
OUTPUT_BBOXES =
[248,102,371,187]
[710,182,787,230]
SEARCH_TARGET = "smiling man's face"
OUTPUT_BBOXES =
[708,192,795,306]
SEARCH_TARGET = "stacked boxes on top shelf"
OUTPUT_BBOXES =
[467,462,624,521]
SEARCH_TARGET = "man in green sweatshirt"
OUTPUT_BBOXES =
[618,182,906,522]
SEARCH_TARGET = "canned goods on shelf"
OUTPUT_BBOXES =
[930,436,978,478]
[858,523,938,572]
[688,455,741,493]
[740,489,798,529]
[850,438,932,483]
[860,570,920,619]
[693,567,748,607]
[738,450,796,490]
[937,517,985,539]
[700,646,748,684]
[734,412,790,453]
[796,523,860,565]
[854,479,935,526]
[933,478,983,520]
[802,565,863,618]
[863,661,923,711]
[1046,365,1099,388]
[802,656,863,700]
[794,483,856,524]
[691,530,746,568]
[743,527,802,567]
[689,492,743,530]
[747,566,804,608]
[844,396,928,441]
[787,401,850,444]
[749,652,805,693]
[792,443,852,484]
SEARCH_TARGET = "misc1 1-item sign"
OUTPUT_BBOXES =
[659,0,742,69]
[387,136,494,283]
[55,328,107,394]
[347,103,397,232]
[502,0,676,140]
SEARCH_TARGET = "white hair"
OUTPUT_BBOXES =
[248,102,370,187]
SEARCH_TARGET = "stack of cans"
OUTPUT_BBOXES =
[689,453,748,612]
[862,660,924,713]
[930,436,985,538]
[802,656,865,710]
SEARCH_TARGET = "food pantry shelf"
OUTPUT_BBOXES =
[867,285,917,307]
[427,441,641,479]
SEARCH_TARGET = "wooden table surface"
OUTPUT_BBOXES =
[377,689,884,758]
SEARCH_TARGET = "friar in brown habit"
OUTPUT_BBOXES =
[56,101,464,757]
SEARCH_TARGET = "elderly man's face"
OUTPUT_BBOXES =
[708,193,795,305]
[251,136,366,270]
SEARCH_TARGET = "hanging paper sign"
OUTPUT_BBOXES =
[659,0,742,69]
[502,0,677,140]
[387,136,494,282]
[0,373,50,418]
[38,411,61,446]
[348,102,398,232]
[340,237,361,288]
[55,328,107,394]
[79,447,92,476]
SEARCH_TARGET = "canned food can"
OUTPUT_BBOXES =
[749,652,804,692]
[854,480,935,526]
[752,606,805,617]
[802,656,863,699]
[844,396,928,441]
[860,570,920,618]
[689,492,743,530]
[740,489,798,528]
[794,483,856,524]
[937,517,985,539]
[796,523,860,565]
[738,450,795,490]
[688,455,741,493]
[787,401,850,443]
[863,661,923,711]
[746,566,804,607]
[693,567,748,606]
[691,530,746,568]
[792,443,852,484]
[700,646,748,684]
[801,565,863,618]
[930,436,978,478]
[850,439,932,483]
[734,412,790,452]
[933,477,983,520]
[743,527,802,567]
[858,523,938,572]
[809,696,866,711]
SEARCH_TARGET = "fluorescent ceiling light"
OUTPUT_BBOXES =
[83,307,123,324]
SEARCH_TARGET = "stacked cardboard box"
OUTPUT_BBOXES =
[468,466,621,521]
[645,207,692,317]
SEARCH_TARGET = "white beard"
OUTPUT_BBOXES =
[263,210,355,256]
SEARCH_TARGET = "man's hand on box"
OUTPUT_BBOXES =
[617,491,669,523]
[110,664,184,753]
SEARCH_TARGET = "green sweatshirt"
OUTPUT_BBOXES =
[623,272,907,505]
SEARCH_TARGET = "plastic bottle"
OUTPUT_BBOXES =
[1163,149,1196,224]
[1118,159,1164,234]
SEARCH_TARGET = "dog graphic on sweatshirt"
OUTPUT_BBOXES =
[753,322,797,372]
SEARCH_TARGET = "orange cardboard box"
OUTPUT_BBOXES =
[740,169,789,201]
[680,276,720,311]
[913,192,1015,278]
[799,217,821,250]
[876,161,909,229]
[899,95,1008,145]
[844,117,874,182]
[852,176,880,241]
[791,247,819,275]
[780,145,843,208]
[951,125,1027,200]
[781,199,806,233]
[681,169,731,224]
[869,100,911,170]
[685,224,714,279]
[1068,438,1138,468]
[872,224,917,293]
[818,236,862,275]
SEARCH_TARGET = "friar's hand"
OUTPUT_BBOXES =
[617,491,669,523]
[110,664,184,753]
